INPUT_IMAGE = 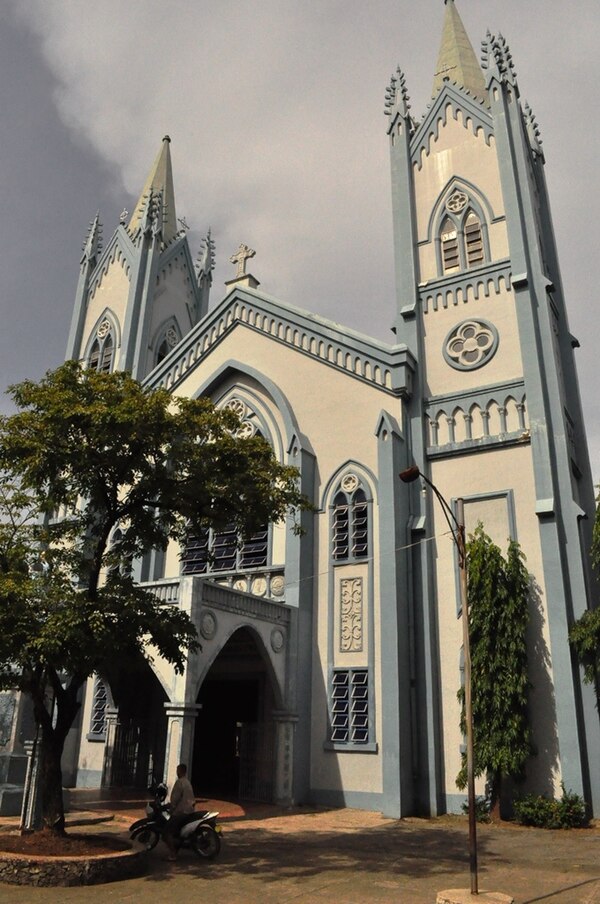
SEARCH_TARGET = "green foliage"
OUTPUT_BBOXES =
[461,795,491,823]
[457,525,533,801]
[569,489,600,690]
[569,607,600,687]
[0,361,308,829]
[513,784,589,829]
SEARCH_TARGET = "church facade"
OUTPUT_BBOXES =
[64,2,599,817]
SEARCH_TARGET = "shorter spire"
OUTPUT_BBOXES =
[128,136,178,243]
[433,0,486,102]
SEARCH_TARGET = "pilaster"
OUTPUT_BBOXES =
[486,45,600,811]
[283,437,316,804]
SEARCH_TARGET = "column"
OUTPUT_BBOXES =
[272,711,298,806]
[163,703,201,789]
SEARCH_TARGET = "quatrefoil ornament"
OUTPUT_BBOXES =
[443,319,499,371]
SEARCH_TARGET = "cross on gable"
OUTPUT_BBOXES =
[230,243,256,278]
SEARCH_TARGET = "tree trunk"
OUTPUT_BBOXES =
[29,671,82,834]
[39,726,67,833]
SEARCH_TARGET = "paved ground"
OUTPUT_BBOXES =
[1,793,599,903]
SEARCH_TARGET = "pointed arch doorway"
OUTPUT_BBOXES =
[192,627,278,803]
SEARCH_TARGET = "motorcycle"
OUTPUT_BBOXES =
[129,781,222,859]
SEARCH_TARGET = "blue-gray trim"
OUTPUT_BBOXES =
[388,92,444,816]
[420,260,512,313]
[444,792,468,815]
[213,382,285,462]
[452,489,517,616]
[143,287,416,401]
[310,788,383,811]
[410,83,494,168]
[489,72,600,812]
[283,443,316,805]
[424,176,502,244]
[324,463,377,752]
[75,768,103,789]
[376,409,414,817]
[192,360,311,459]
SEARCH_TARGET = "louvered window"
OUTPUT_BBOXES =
[181,525,268,574]
[88,332,114,373]
[439,197,488,275]
[88,676,108,739]
[330,669,370,744]
[332,493,350,560]
[465,211,484,267]
[332,485,369,562]
[441,218,460,274]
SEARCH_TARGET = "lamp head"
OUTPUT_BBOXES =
[399,466,421,484]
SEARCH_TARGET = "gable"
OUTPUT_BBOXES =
[145,288,416,400]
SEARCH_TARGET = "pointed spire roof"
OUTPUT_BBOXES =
[128,135,178,242]
[432,0,486,102]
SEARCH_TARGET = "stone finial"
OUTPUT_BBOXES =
[196,229,216,279]
[229,243,256,278]
[384,66,411,118]
[81,211,103,264]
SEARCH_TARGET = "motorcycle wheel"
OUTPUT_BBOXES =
[132,827,160,850]
[192,826,221,860]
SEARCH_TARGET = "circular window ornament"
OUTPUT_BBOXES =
[341,473,359,493]
[166,326,179,348]
[443,319,499,371]
[97,319,111,339]
[446,190,468,214]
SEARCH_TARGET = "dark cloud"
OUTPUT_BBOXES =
[2,0,598,474]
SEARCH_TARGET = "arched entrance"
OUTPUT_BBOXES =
[192,627,278,802]
[102,654,168,788]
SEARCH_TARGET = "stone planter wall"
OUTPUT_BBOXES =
[0,838,147,886]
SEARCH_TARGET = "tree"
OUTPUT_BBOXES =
[0,361,306,833]
[457,525,533,816]
[569,491,600,696]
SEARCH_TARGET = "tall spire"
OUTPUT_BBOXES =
[128,136,178,243]
[432,0,486,102]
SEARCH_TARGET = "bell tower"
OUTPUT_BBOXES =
[66,137,215,380]
[388,0,600,814]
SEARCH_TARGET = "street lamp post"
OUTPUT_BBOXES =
[399,466,478,896]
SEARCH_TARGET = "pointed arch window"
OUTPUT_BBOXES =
[88,319,115,373]
[155,325,180,366]
[438,192,488,275]
[332,476,370,563]
[181,417,270,575]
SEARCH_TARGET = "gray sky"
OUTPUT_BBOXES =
[1,0,598,476]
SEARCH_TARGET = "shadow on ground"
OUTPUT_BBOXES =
[139,819,501,886]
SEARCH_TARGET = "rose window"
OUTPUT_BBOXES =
[443,319,499,371]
